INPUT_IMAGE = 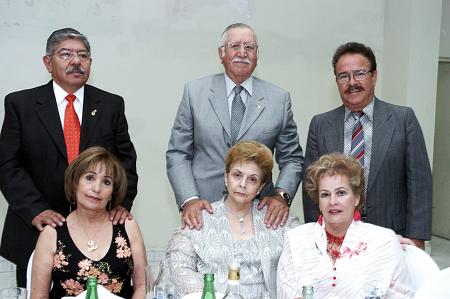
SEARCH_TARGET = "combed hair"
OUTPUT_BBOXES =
[219,23,258,47]
[64,146,127,209]
[225,141,273,184]
[305,153,365,211]
[331,42,376,75]
[46,28,91,55]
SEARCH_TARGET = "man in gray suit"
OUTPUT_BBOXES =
[167,23,303,230]
[302,42,432,248]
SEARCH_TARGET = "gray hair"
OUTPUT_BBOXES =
[46,28,91,56]
[219,23,258,48]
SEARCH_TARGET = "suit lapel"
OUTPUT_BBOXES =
[34,82,67,159]
[209,74,231,138]
[324,106,345,153]
[367,98,394,192]
[79,85,101,151]
[239,79,264,140]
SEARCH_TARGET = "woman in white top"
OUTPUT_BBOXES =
[277,153,413,298]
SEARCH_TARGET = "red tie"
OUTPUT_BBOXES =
[64,94,80,164]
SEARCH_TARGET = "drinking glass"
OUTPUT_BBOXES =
[0,287,27,299]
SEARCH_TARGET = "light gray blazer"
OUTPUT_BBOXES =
[166,199,300,299]
[302,98,432,240]
[166,74,303,207]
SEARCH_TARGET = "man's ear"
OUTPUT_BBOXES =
[43,56,52,73]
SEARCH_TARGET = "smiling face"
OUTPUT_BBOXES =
[224,160,264,207]
[219,27,258,84]
[75,162,113,211]
[43,38,92,94]
[318,174,360,236]
[335,53,377,111]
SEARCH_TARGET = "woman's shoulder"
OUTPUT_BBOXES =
[355,222,396,238]
[285,222,317,240]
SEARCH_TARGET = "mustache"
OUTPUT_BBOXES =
[232,57,251,64]
[345,84,364,93]
[66,65,85,75]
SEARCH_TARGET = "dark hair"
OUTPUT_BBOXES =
[305,153,365,211]
[332,42,376,74]
[46,28,90,55]
[225,141,273,184]
[64,146,127,209]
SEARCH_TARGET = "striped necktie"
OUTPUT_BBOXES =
[230,85,245,144]
[351,111,364,165]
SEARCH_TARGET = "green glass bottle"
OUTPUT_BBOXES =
[85,277,99,299]
[201,273,216,299]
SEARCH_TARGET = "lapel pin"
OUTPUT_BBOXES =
[91,109,97,116]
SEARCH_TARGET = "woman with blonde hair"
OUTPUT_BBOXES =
[277,153,413,298]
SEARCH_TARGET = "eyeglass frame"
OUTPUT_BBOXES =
[221,41,258,53]
[335,69,374,85]
[49,49,92,62]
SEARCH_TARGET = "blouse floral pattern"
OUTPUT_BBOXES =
[50,223,134,298]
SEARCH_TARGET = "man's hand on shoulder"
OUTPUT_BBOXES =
[31,209,65,231]
[257,194,289,229]
[109,205,133,225]
[397,235,425,250]
[181,199,213,230]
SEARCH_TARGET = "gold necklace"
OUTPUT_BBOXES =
[74,212,109,252]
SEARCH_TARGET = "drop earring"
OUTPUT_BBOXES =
[108,200,112,211]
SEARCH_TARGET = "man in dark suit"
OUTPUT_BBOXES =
[167,23,303,230]
[0,28,138,286]
[302,42,432,249]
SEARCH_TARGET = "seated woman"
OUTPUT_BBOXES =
[277,153,414,298]
[166,141,299,299]
[31,147,147,298]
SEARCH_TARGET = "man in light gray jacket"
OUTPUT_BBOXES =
[166,23,303,230]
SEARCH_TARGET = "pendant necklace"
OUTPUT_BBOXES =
[75,212,108,252]
[226,204,253,235]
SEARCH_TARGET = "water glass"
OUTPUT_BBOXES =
[0,287,27,299]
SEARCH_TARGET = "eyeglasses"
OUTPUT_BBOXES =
[336,69,373,84]
[51,50,91,62]
[224,42,258,53]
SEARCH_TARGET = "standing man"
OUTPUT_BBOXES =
[167,23,303,231]
[302,42,432,248]
[0,28,138,286]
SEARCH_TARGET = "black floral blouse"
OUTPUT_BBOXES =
[50,223,134,298]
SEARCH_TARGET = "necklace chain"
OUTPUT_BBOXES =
[225,203,253,235]
[74,211,109,252]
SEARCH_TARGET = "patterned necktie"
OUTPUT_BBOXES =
[351,111,364,165]
[230,85,245,144]
[64,94,80,164]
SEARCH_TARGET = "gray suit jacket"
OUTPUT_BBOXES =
[302,98,432,240]
[166,74,303,207]
[166,199,300,298]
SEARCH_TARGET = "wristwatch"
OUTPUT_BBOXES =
[276,190,292,206]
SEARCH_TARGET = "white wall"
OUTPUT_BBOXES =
[0,0,442,250]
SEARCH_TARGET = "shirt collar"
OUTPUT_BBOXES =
[53,81,85,105]
[224,73,253,97]
[344,97,375,122]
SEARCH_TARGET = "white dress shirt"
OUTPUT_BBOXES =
[53,81,84,127]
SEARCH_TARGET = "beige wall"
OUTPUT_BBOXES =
[0,0,442,250]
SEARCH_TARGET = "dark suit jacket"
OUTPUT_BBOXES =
[302,98,432,240]
[0,81,138,268]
